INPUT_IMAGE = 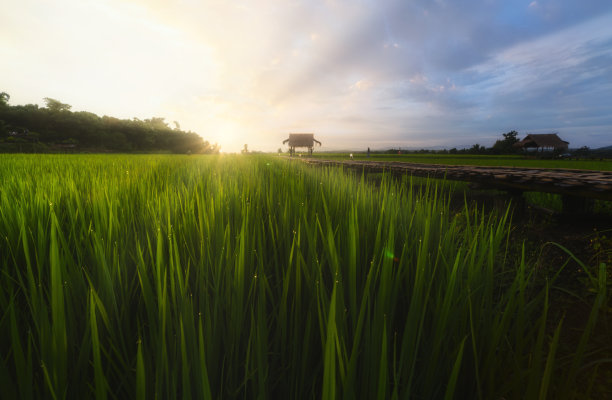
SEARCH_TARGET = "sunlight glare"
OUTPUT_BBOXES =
[209,120,244,153]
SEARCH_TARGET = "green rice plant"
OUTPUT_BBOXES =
[0,153,606,399]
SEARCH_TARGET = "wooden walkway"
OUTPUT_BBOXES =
[293,158,612,202]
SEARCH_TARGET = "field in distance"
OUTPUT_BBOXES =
[303,152,612,171]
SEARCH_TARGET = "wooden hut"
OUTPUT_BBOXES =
[282,133,321,155]
[514,133,569,152]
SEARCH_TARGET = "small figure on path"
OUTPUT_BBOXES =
[367,147,370,157]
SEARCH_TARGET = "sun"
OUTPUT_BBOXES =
[207,120,245,153]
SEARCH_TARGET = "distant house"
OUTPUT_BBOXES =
[514,133,569,152]
[282,133,321,155]
[8,129,36,142]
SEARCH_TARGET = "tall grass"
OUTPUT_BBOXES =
[0,154,606,398]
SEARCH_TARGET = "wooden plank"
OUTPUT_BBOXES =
[291,158,612,201]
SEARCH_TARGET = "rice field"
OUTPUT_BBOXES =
[307,152,612,171]
[0,154,608,399]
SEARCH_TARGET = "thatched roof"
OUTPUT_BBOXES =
[514,133,569,150]
[282,133,321,147]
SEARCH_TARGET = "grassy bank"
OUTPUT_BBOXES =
[0,154,607,398]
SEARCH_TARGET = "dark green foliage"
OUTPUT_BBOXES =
[468,143,487,154]
[491,130,520,154]
[0,92,9,106]
[0,93,219,154]
[43,97,72,113]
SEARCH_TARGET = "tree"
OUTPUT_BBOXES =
[43,97,71,112]
[1,93,220,154]
[0,92,9,106]
[503,130,519,143]
[144,117,168,130]
[469,143,486,154]
[574,146,590,157]
[492,130,519,154]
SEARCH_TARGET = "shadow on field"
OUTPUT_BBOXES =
[359,169,612,397]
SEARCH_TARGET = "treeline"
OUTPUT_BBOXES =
[0,93,219,154]
[384,130,523,155]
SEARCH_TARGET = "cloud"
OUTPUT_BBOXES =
[351,79,373,91]
[464,15,612,127]
[2,0,612,150]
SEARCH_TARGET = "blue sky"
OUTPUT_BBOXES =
[2,0,611,151]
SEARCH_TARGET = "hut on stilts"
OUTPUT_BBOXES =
[282,133,322,156]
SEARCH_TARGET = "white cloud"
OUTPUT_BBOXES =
[1,0,611,151]
[351,79,373,91]
[469,14,612,96]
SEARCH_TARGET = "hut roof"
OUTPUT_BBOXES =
[515,133,569,149]
[288,133,314,141]
[282,133,321,147]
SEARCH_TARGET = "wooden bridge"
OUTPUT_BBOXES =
[292,158,612,211]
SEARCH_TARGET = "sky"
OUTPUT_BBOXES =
[2,0,612,152]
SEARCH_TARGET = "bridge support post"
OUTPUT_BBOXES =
[561,195,594,215]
